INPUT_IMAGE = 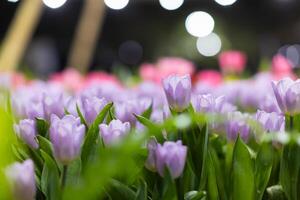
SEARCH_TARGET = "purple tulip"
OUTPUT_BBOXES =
[14,119,38,149]
[226,111,251,141]
[50,114,85,164]
[99,119,130,145]
[271,78,300,115]
[162,75,192,112]
[42,93,65,120]
[145,137,158,172]
[255,110,285,133]
[26,101,45,120]
[5,159,36,200]
[258,94,281,113]
[82,96,107,125]
[155,140,187,179]
[191,94,225,113]
[115,98,152,125]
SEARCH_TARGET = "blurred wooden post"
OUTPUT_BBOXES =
[0,0,43,72]
[67,0,106,73]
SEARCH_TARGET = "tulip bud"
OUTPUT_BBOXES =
[42,93,65,120]
[145,137,158,172]
[191,94,225,113]
[50,114,85,164]
[155,140,187,179]
[162,75,191,112]
[99,119,130,146]
[82,96,107,124]
[255,110,285,133]
[14,119,38,149]
[226,111,251,141]
[5,159,36,200]
[272,78,300,115]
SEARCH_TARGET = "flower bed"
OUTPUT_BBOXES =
[1,54,300,200]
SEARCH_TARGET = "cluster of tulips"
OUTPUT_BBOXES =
[2,51,300,200]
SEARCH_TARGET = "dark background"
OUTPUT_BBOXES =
[1,0,300,75]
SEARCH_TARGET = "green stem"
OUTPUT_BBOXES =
[61,165,68,188]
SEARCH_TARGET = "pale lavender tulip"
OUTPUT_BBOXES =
[82,96,107,124]
[5,159,35,200]
[42,93,65,120]
[50,114,85,164]
[155,140,187,179]
[99,119,130,145]
[191,94,225,113]
[255,110,285,133]
[271,78,300,114]
[14,119,38,149]
[115,98,152,125]
[145,137,158,172]
[162,75,191,112]
[226,111,251,141]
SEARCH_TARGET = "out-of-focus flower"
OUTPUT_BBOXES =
[255,110,285,133]
[218,50,247,74]
[163,75,192,112]
[226,111,251,141]
[139,57,195,84]
[193,70,223,86]
[145,137,158,172]
[50,115,85,164]
[271,78,300,115]
[271,54,296,80]
[82,97,107,125]
[155,140,187,179]
[42,93,65,120]
[5,159,35,200]
[258,94,281,113]
[83,71,121,89]
[99,119,130,146]
[49,68,84,92]
[191,94,225,113]
[157,57,195,78]
[115,98,152,125]
[14,119,38,149]
[139,63,160,83]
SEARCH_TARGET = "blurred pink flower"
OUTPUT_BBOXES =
[0,72,26,89]
[50,68,84,92]
[271,54,297,80]
[193,70,223,86]
[139,57,195,84]
[139,63,160,83]
[218,50,247,74]
[83,71,121,88]
[156,57,195,78]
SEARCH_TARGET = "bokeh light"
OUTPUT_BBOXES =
[185,11,215,37]
[43,0,67,9]
[118,40,143,65]
[214,0,238,6]
[7,0,19,2]
[196,33,222,57]
[104,0,129,10]
[159,0,184,10]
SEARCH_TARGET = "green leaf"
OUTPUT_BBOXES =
[81,102,113,170]
[106,107,116,124]
[40,150,61,200]
[135,179,147,200]
[135,114,161,135]
[184,191,207,200]
[76,104,88,128]
[198,124,208,191]
[162,169,177,200]
[35,118,49,137]
[206,151,219,200]
[37,135,53,158]
[65,158,81,186]
[141,103,153,119]
[280,142,300,200]
[255,143,274,200]
[232,136,255,200]
[109,179,136,200]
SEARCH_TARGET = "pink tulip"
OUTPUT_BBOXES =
[49,68,84,92]
[139,63,160,83]
[83,71,121,88]
[157,57,195,78]
[271,54,297,80]
[193,70,223,86]
[218,51,247,74]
